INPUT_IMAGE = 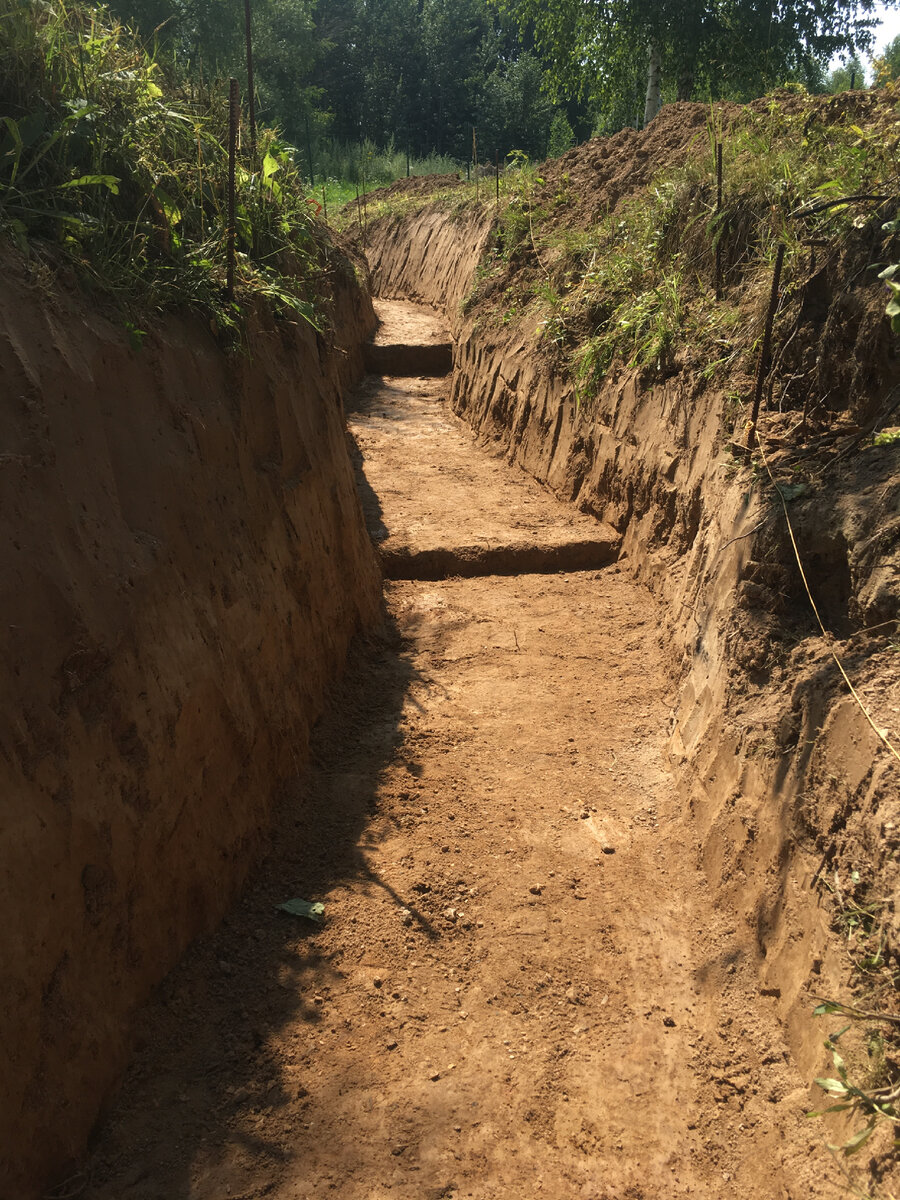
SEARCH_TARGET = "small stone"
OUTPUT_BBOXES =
[386,1040,398,1051]
[444,907,458,922]
[374,977,383,988]
[218,959,233,975]
[663,1015,676,1027]
[601,845,616,855]
[529,884,543,896]
[430,1071,441,1082]
[391,1145,406,1156]
[313,994,325,1005]
[400,908,413,927]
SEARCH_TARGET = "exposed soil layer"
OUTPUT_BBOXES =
[347,315,618,579]
[83,301,838,1200]
[363,297,453,376]
[0,251,382,1199]
[363,108,900,1196]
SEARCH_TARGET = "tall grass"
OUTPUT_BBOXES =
[307,137,463,213]
[0,0,331,330]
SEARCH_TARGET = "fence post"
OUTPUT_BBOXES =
[715,141,723,300]
[746,243,786,456]
[243,0,256,161]
[226,77,239,301]
[473,125,478,201]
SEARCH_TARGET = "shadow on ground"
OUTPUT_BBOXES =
[77,613,420,1199]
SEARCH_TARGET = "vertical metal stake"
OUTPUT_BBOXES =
[495,149,499,206]
[243,0,256,161]
[715,141,723,300]
[226,77,238,302]
[473,125,478,202]
[746,243,786,456]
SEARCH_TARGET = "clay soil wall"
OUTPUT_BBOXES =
[0,253,382,1198]
[366,206,900,1093]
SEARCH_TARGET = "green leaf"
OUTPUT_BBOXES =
[60,174,120,194]
[815,1077,849,1094]
[842,1123,876,1156]
[276,898,325,922]
[262,152,281,180]
[813,1002,843,1016]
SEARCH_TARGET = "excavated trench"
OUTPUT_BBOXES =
[78,296,840,1200]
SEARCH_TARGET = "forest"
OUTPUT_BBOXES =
[103,0,897,179]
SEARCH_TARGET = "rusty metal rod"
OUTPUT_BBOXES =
[243,0,256,161]
[715,141,723,300]
[746,242,786,456]
[226,77,238,301]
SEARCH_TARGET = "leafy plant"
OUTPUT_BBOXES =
[0,0,335,329]
[809,1001,900,1158]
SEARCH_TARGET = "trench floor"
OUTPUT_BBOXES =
[84,301,833,1200]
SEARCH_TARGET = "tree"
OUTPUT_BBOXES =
[503,0,885,126]
[872,34,900,83]
[826,53,866,92]
[478,52,554,158]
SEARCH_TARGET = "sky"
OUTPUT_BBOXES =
[866,1,900,55]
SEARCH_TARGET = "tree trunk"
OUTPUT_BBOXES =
[644,42,662,126]
[677,65,695,100]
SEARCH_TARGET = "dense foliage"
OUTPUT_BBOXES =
[0,0,332,326]
[104,0,585,166]
[503,0,886,120]
[61,0,897,177]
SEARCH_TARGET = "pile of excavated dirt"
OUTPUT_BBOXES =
[364,96,900,1197]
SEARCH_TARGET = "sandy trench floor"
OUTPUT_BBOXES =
[82,301,847,1200]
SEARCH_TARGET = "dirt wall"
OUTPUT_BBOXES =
[366,204,900,1107]
[0,252,382,1198]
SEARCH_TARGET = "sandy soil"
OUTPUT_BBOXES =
[347,370,618,578]
[81,302,849,1200]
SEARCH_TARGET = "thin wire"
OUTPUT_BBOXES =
[756,435,900,768]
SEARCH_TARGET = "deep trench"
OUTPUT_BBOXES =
[76,297,834,1200]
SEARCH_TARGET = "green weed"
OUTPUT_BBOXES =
[0,0,335,330]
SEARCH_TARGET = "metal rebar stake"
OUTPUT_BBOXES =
[226,77,238,302]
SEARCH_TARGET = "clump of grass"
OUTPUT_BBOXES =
[0,0,334,331]
[469,91,900,402]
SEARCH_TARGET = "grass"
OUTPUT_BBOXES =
[461,89,900,406]
[0,0,341,334]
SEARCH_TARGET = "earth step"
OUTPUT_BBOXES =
[363,297,453,377]
[363,341,452,377]
[379,535,619,581]
[347,370,622,581]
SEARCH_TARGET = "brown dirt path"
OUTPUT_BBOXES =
[347,371,618,578]
[82,301,845,1200]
